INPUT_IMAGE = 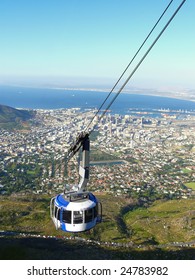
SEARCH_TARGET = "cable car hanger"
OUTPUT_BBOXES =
[50,0,187,233]
[50,132,102,232]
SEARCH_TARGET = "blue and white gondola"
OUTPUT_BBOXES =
[50,133,102,233]
[50,191,102,232]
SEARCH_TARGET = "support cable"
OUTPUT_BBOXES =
[85,0,174,133]
[66,0,186,161]
[88,0,186,135]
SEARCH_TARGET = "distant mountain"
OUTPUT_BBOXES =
[0,104,35,129]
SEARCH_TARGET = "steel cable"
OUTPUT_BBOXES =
[88,0,186,135]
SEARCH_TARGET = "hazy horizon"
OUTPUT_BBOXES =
[0,0,194,94]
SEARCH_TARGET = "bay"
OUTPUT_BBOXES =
[0,85,194,115]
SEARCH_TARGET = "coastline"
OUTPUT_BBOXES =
[0,85,195,112]
[45,86,195,103]
[0,83,195,103]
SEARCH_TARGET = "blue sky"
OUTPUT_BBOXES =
[0,0,194,90]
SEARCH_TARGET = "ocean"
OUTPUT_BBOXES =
[0,85,195,116]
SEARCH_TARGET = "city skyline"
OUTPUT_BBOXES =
[0,0,194,90]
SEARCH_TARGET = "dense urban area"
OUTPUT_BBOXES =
[0,107,195,202]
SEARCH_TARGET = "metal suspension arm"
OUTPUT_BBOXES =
[67,132,90,192]
[78,133,90,191]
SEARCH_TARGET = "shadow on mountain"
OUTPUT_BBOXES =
[116,202,138,238]
[0,237,195,260]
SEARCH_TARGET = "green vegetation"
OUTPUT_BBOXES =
[0,104,35,129]
[0,159,43,194]
[90,149,120,162]
[0,194,195,259]
[182,168,192,174]
[1,194,195,244]
[124,199,195,244]
[185,182,195,190]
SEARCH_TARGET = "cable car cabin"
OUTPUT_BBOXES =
[50,191,102,232]
[50,133,102,232]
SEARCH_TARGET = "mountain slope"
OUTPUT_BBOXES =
[0,104,35,129]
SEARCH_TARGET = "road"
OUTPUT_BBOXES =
[1,230,195,250]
